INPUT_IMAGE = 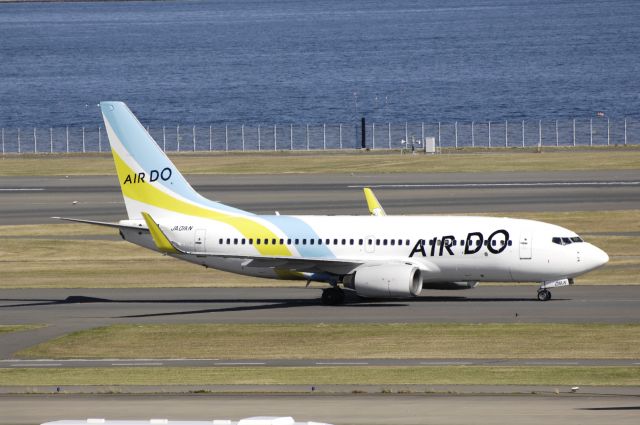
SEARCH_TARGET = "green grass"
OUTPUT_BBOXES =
[17,323,640,360]
[0,148,639,176]
[0,366,637,386]
[0,325,43,335]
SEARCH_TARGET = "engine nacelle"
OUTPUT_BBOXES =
[423,281,479,290]
[344,264,423,298]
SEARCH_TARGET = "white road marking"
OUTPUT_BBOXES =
[11,363,62,367]
[349,181,640,189]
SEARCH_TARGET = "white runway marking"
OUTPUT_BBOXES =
[0,188,45,191]
[111,362,163,366]
[11,363,62,367]
[349,181,640,189]
[214,362,266,366]
[315,362,369,365]
[419,361,473,365]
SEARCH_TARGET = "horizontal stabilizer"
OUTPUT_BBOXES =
[52,217,145,230]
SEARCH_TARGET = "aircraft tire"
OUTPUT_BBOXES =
[537,289,551,301]
[321,288,345,306]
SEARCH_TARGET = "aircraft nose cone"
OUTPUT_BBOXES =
[595,246,609,267]
[586,244,609,270]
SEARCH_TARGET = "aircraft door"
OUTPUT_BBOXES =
[194,229,206,253]
[519,232,532,259]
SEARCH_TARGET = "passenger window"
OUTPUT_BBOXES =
[405,239,410,245]
[249,238,253,244]
[334,238,338,245]
[256,239,260,245]
[383,239,388,246]
[508,240,512,246]
[342,239,346,245]
[279,238,284,245]
[349,239,354,245]
[272,238,276,245]
[303,239,307,245]
[310,239,315,245]
[397,239,402,246]
[287,239,291,244]
[241,239,246,245]
[390,240,395,246]
[264,239,269,245]
[295,239,299,244]
[326,239,330,245]
[359,239,363,245]
[226,238,231,244]
[219,238,223,244]
[368,239,373,245]
[375,239,380,246]
[317,239,322,245]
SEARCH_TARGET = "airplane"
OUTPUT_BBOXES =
[57,101,609,305]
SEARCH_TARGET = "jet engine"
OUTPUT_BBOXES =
[344,264,423,298]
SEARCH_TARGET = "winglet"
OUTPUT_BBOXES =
[141,212,181,254]
[363,188,386,216]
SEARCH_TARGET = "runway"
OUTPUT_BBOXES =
[1,394,639,425]
[1,286,639,359]
[0,170,638,225]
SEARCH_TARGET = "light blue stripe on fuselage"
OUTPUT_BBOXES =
[101,101,251,217]
[260,215,334,258]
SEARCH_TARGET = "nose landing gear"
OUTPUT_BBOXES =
[537,278,573,301]
[537,289,552,301]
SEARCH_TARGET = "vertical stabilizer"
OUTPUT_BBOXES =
[100,101,251,220]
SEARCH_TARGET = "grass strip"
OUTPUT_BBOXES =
[0,366,638,386]
[0,148,638,176]
[17,323,640,360]
[1,210,638,288]
[0,325,43,335]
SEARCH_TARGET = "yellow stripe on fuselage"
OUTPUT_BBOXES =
[113,150,292,256]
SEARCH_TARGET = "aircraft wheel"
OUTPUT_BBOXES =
[321,288,345,306]
[537,289,551,302]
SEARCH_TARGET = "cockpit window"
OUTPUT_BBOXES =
[552,236,585,245]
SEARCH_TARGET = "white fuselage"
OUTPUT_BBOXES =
[120,214,609,285]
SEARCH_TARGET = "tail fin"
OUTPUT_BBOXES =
[100,101,251,220]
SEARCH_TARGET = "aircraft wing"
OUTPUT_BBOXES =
[363,187,386,216]
[140,212,407,275]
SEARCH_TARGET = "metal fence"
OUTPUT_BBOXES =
[1,117,638,154]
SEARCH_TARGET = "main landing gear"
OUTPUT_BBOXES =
[321,287,345,306]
